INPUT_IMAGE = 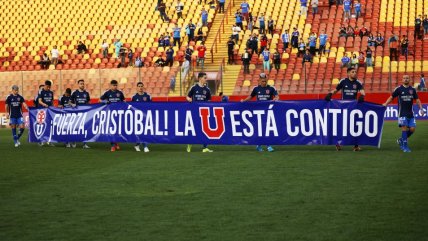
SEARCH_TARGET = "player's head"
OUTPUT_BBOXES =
[65,88,71,96]
[402,75,410,86]
[137,82,144,92]
[347,67,357,80]
[11,85,19,95]
[77,79,85,90]
[259,73,268,87]
[110,80,118,91]
[44,80,52,90]
[198,72,207,85]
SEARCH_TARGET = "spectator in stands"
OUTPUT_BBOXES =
[185,46,193,62]
[170,76,176,92]
[367,33,376,46]
[281,29,290,50]
[365,46,373,67]
[418,73,426,91]
[300,0,308,16]
[232,24,241,42]
[39,53,50,69]
[359,25,369,39]
[354,0,362,19]
[302,49,313,66]
[135,56,143,67]
[375,33,384,49]
[154,57,167,67]
[345,25,355,41]
[197,43,207,68]
[319,30,328,56]
[128,49,134,66]
[353,27,360,39]
[388,33,399,61]
[298,38,306,57]
[158,0,169,22]
[173,24,181,46]
[308,32,317,56]
[261,48,270,73]
[119,47,127,67]
[343,0,351,20]
[273,49,281,73]
[415,15,422,39]
[218,0,225,13]
[235,11,243,29]
[341,53,351,68]
[164,33,171,46]
[350,53,358,69]
[258,14,266,34]
[114,39,123,59]
[339,25,347,39]
[201,8,208,26]
[175,0,184,19]
[291,27,299,48]
[102,40,109,58]
[77,41,87,54]
[248,12,254,30]
[267,17,275,35]
[158,33,165,47]
[227,37,235,64]
[51,45,59,66]
[196,27,204,42]
[400,35,409,60]
[259,34,268,54]
[241,48,251,74]
[423,15,428,35]
[240,1,250,21]
[247,34,258,55]
[181,59,190,81]
[186,21,196,42]
[358,52,365,68]
[312,0,319,16]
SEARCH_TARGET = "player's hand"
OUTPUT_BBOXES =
[358,95,365,103]
[324,93,332,101]
[382,103,387,107]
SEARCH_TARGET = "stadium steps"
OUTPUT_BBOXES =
[218,65,241,96]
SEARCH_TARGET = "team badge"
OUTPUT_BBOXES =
[17,97,20,101]
[143,97,147,101]
[353,84,357,89]
[266,89,270,94]
[116,93,120,97]
[34,110,47,139]
[203,90,206,95]
[409,90,413,95]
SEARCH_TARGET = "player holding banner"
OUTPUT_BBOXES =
[5,85,29,147]
[70,79,91,149]
[131,82,151,152]
[383,75,425,152]
[324,67,366,151]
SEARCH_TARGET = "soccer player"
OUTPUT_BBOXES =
[58,88,73,148]
[325,67,365,151]
[38,80,55,146]
[100,79,125,152]
[34,84,44,107]
[70,79,91,149]
[382,75,425,152]
[241,73,279,152]
[131,82,151,152]
[186,72,213,153]
[5,85,28,147]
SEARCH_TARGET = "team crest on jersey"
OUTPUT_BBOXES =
[203,90,206,95]
[83,94,86,98]
[266,89,270,94]
[353,84,357,89]
[34,110,47,139]
[116,93,120,97]
[409,90,413,95]
[17,97,20,101]
[143,97,147,101]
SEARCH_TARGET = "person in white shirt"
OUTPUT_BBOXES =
[51,45,59,66]
[231,24,241,42]
[101,40,109,58]
[175,0,184,19]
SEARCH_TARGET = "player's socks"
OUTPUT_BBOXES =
[406,130,413,138]
[401,131,408,150]
[11,128,17,141]
[17,128,25,139]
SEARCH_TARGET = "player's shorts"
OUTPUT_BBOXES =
[9,117,24,125]
[398,117,416,128]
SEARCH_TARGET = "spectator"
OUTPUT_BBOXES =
[259,34,268,54]
[170,76,176,92]
[375,33,384,49]
[339,25,347,39]
[291,27,299,48]
[300,0,308,16]
[258,14,266,34]
[218,0,225,13]
[261,48,270,73]
[350,53,358,68]
[415,15,422,39]
[319,30,328,56]
[346,25,355,40]
[185,46,193,62]
[227,37,235,64]
[119,47,127,67]
[158,0,169,22]
[201,8,208,26]
[298,38,306,57]
[281,29,290,50]
[101,39,109,58]
[247,34,258,55]
[423,15,428,35]
[196,27,204,42]
[418,74,426,91]
[39,52,50,69]
[164,33,171,46]
[341,53,351,68]
[273,48,281,73]
[114,39,123,59]
[235,11,243,29]
[388,33,399,61]
[358,52,365,68]
[240,1,250,21]
[196,43,207,68]
[165,46,174,67]
[158,33,165,47]
[154,57,166,67]
[186,22,196,42]
[175,0,184,19]
[231,24,241,42]
[343,0,351,20]
[267,17,274,35]
[354,0,362,19]
[51,45,59,66]
[173,24,181,46]
[302,49,313,65]
[128,48,134,66]
[365,46,373,67]
[77,41,87,54]
[248,12,254,30]
[181,59,190,81]
[308,32,317,56]
[312,0,319,16]
[367,33,376,46]
[134,56,143,67]
[241,48,251,74]
[359,25,369,39]
[400,35,409,60]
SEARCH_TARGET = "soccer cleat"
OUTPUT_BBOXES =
[14,141,19,148]
[38,142,45,147]
[267,146,274,152]
[47,142,55,147]
[335,144,342,151]
[202,148,213,153]
[396,138,403,146]
[110,146,116,152]
[134,145,141,152]
[353,146,362,152]
[187,144,192,152]
[65,143,71,148]
[71,142,77,148]
[403,146,412,153]
[256,145,264,152]
[16,140,21,146]
[82,144,90,149]
[115,143,120,150]
[144,147,150,153]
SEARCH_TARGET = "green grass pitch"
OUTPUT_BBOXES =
[1,121,428,241]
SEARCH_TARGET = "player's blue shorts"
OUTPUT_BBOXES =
[9,117,24,125]
[398,117,416,128]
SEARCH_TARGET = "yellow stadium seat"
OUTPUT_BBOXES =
[292,74,300,80]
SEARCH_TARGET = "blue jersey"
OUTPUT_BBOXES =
[262,50,270,61]
[309,36,317,47]
[59,95,72,108]
[241,2,249,13]
[335,78,364,100]
[319,34,328,45]
[250,85,278,101]
[355,3,361,11]
[187,84,211,102]
[173,28,181,38]
[344,0,351,10]
[392,85,419,118]
[100,89,125,103]
[132,93,151,102]
[6,94,25,118]
[38,89,54,106]
[71,89,90,105]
